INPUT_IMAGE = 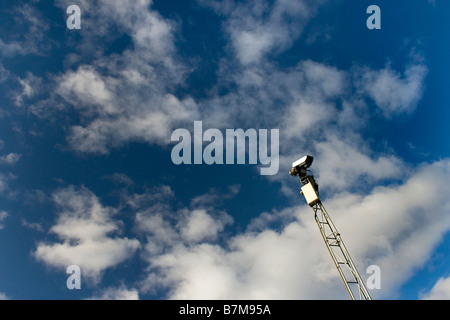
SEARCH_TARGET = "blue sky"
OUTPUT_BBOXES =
[0,0,450,300]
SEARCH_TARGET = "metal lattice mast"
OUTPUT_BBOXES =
[290,156,371,300]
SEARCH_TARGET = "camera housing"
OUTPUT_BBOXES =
[289,155,313,177]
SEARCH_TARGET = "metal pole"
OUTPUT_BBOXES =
[299,175,371,300]
[312,201,371,300]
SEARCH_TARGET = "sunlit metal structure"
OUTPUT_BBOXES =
[290,155,371,300]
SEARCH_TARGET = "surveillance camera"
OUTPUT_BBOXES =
[292,155,313,169]
[289,155,313,176]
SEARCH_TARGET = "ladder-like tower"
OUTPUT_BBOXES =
[290,155,371,300]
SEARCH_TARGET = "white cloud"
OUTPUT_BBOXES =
[180,209,233,243]
[66,94,198,154]
[0,211,7,230]
[34,186,140,283]
[134,192,234,255]
[0,39,24,57]
[21,219,44,232]
[421,277,450,299]
[278,60,346,140]
[136,183,343,298]
[11,72,42,108]
[56,66,117,115]
[0,174,8,194]
[302,60,346,98]
[41,0,427,177]
[314,136,404,190]
[136,212,178,256]
[127,185,174,209]
[0,4,50,57]
[208,0,325,65]
[0,292,8,300]
[358,63,428,117]
[148,220,344,299]
[25,159,450,300]
[0,153,21,165]
[190,185,241,208]
[87,286,139,300]
[35,0,196,154]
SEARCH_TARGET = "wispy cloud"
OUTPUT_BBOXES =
[357,63,428,117]
[0,153,21,165]
[0,211,8,230]
[21,219,44,232]
[0,39,24,57]
[87,286,139,300]
[0,174,9,194]
[200,0,326,65]
[0,3,51,57]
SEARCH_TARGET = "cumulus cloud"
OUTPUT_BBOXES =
[50,0,199,153]
[144,159,450,299]
[66,93,198,154]
[56,66,117,115]
[134,190,234,256]
[129,187,237,294]
[180,209,233,243]
[44,1,333,156]
[34,186,140,283]
[421,277,450,299]
[149,215,344,299]
[27,159,450,300]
